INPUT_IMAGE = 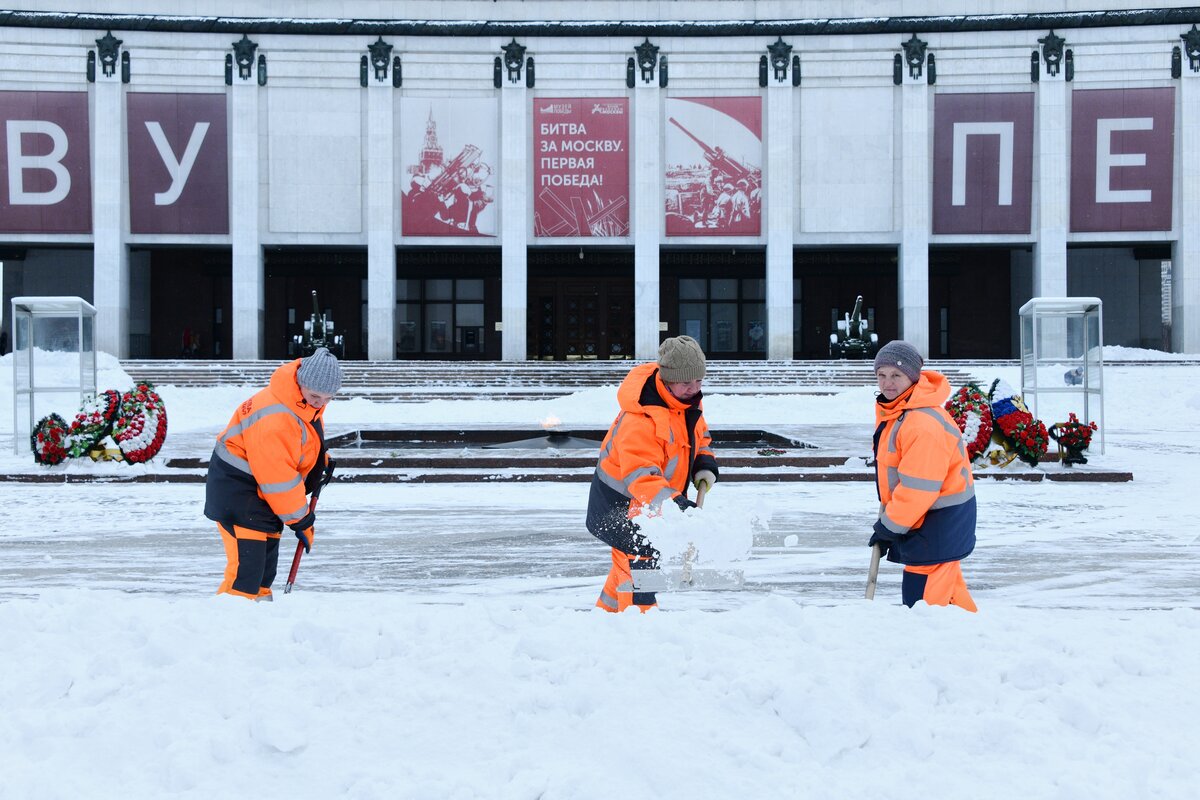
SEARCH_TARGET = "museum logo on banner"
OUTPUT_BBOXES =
[932,93,1034,235]
[400,97,498,237]
[1070,87,1174,233]
[533,97,629,237]
[0,91,91,234]
[665,97,762,237]
[127,93,229,235]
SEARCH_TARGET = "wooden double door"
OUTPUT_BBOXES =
[528,276,633,360]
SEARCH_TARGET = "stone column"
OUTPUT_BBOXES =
[500,77,528,360]
[1034,59,1069,299]
[92,66,127,357]
[366,77,396,361]
[230,67,263,359]
[765,78,795,359]
[632,74,662,360]
[898,58,931,354]
[1174,56,1200,352]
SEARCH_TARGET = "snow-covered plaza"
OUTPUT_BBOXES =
[1,352,1197,799]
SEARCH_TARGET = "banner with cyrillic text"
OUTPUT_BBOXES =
[0,91,91,233]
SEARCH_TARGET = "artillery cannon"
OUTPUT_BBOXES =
[829,295,879,359]
[289,290,345,359]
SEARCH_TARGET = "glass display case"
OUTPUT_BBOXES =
[1018,297,1104,453]
[10,297,97,454]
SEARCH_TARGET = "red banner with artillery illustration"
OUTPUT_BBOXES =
[533,98,629,237]
[665,96,762,236]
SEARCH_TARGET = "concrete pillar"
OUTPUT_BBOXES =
[500,79,528,361]
[765,79,795,359]
[366,79,396,361]
[1174,61,1200,353]
[898,65,931,354]
[92,69,127,358]
[633,76,662,360]
[230,72,263,359]
[1034,65,1069,298]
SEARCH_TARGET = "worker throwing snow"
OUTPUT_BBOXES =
[205,347,341,600]
[870,340,977,611]
[586,335,719,612]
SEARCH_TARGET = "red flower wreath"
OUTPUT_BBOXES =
[988,379,1049,467]
[31,413,71,466]
[945,383,994,462]
[113,382,168,463]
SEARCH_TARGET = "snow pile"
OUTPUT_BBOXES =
[635,492,758,566]
[0,592,1195,798]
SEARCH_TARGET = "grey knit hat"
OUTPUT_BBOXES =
[874,340,923,384]
[658,335,707,382]
[296,347,343,394]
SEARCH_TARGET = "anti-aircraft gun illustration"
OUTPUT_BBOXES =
[289,290,345,359]
[829,295,879,359]
[668,117,753,183]
[665,117,759,227]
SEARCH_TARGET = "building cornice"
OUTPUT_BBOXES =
[2,8,1200,37]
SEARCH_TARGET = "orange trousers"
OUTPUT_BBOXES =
[217,523,281,600]
[596,548,657,613]
[902,561,977,612]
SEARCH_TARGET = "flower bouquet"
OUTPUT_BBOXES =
[945,382,994,462]
[988,379,1049,467]
[1047,413,1098,466]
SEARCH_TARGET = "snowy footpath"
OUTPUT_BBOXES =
[0,351,1197,799]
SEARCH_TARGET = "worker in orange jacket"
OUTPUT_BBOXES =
[870,340,977,611]
[204,347,341,600]
[586,335,718,612]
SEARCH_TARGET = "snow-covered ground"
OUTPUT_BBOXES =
[0,350,1197,799]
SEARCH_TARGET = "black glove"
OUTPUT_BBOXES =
[673,495,698,512]
[294,526,314,554]
[868,524,895,558]
[288,509,316,535]
[321,457,337,487]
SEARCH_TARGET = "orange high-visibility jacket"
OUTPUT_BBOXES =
[204,359,329,533]
[586,362,718,553]
[873,370,976,566]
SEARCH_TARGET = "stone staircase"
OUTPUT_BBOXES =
[120,359,996,401]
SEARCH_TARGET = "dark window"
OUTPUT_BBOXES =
[678,277,767,354]
[395,278,486,355]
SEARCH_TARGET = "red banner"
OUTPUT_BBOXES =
[665,97,761,236]
[932,93,1034,235]
[127,93,229,234]
[533,98,629,237]
[1070,87,1174,232]
[0,91,91,233]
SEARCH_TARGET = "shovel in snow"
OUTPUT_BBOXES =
[629,483,746,593]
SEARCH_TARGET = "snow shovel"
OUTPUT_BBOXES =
[864,543,882,600]
[629,483,746,593]
[284,460,334,594]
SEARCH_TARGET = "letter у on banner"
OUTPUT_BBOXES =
[0,91,91,233]
[1070,87,1174,232]
[932,92,1033,235]
[127,93,229,234]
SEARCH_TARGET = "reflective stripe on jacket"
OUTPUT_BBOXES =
[873,370,976,566]
[586,362,718,553]
[204,359,328,533]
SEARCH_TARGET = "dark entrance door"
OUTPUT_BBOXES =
[929,248,1019,358]
[145,248,232,359]
[794,249,898,359]
[527,248,633,360]
[264,248,366,360]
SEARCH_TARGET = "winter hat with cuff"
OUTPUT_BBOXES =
[297,347,343,394]
[658,335,707,382]
[873,340,923,384]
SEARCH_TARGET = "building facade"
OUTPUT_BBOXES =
[0,1,1197,361]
